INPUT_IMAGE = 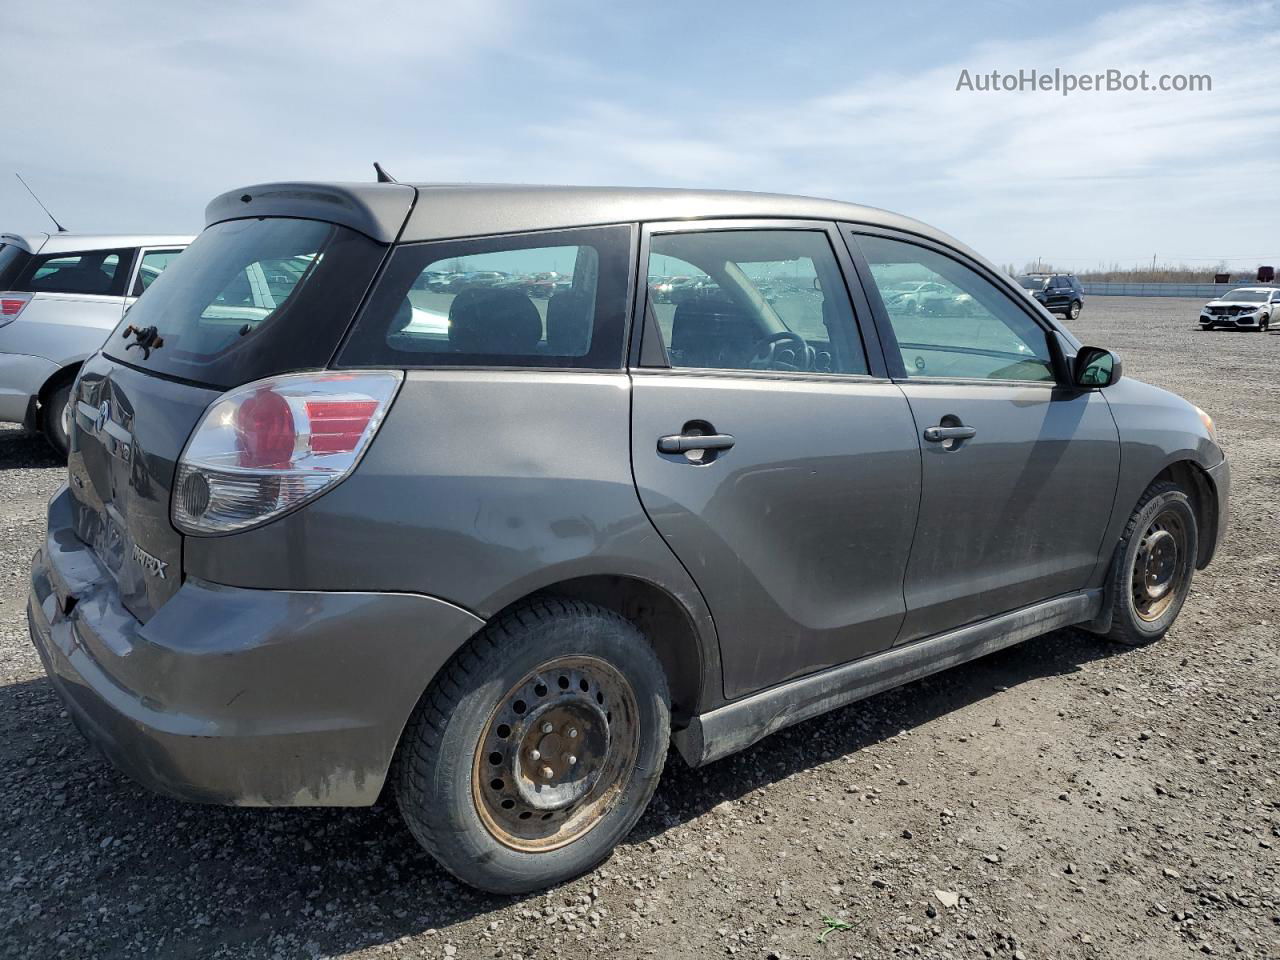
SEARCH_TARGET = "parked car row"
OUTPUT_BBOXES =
[413,268,573,298]
[24,179,1227,896]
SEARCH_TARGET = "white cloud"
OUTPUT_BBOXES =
[2,0,1275,270]
[525,0,1279,268]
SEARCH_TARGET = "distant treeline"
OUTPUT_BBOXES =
[1003,262,1270,283]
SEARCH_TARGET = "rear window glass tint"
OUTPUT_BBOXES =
[103,218,385,389]
[339,225,632,369]
[0,243,31,289]
[17,248,131,296]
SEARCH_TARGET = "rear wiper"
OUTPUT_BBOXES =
[121,324,164,359]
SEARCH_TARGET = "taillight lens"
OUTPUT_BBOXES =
[173,370,402,535]
[0,293,32,327]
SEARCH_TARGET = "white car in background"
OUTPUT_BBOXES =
[1199,286,1280,332]
[0,232,191,454]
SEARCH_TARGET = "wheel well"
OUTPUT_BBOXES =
[1154,460,1217,568]
[36,363,81,420]
[519,575,707,726]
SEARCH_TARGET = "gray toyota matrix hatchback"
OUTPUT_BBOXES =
[28,182,1228,893]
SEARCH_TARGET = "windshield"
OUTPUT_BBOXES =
[103,218,385,388]
[1015,276,1047,290]
[1222,289,1268,302]
[0,243,32,289]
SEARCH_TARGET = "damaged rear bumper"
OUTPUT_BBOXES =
[28,485,484,806]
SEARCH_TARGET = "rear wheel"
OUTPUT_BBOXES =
[1067,299,1082,320]
[395,598,670,894]
[1104,481,1198,646]
[41,380,72,458]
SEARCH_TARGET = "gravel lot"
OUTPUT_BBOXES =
[1,297,1276,960]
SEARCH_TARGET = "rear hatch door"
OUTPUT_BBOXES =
[65,215,391,623]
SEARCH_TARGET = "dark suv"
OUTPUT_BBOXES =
[1017,272,1084,319]
[28,182,1227,894]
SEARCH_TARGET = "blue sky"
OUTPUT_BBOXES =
[2,0,1277,270]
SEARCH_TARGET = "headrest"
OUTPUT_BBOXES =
[669,298,755,367]
[545,291,594,355]
[448,288,542,354]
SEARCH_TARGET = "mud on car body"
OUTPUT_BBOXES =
[29,181,1228,893]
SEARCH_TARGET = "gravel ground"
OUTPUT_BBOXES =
[1,297,1276,960]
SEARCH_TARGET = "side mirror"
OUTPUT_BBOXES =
[1074,346,1122,388]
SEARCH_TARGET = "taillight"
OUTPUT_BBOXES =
[172,370,402,535]
[0,293,31,327]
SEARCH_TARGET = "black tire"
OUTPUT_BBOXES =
[1198,323,1214,331]
[1104,480,1198,646]
[41,380,72,458]
[395,598,670,894]
[1067,300,1082,320]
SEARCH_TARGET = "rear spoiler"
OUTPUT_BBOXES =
[204,182,416,244]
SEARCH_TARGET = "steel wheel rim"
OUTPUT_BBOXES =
[472,656,640,852]
[1131,508,1188,622]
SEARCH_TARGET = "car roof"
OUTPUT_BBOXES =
[206,181,985,260]
[0,232,192,255]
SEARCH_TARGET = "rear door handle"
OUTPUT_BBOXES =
[923,425,977,442]
[657,433,735,454]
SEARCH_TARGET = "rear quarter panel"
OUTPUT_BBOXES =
[184,370,720,697]
[1,295,124,365]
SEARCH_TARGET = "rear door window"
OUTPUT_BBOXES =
[339,225,632,369]
[102,218,385,389]
[644,229,868,375]
[16,248,132,296]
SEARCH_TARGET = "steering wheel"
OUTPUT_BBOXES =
[749,330,811,371]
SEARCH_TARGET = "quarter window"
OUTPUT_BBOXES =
[340,226,631,369]
[131,249,184,296]
[645,230,867,375]
[856,235,1054,383]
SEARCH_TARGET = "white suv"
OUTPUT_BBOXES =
[0,232,191,454]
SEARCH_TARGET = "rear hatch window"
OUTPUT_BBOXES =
[0,243,33,289]
[103,217,385,389]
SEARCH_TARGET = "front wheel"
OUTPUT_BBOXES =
[1104,481,1198,646]
[395,598,670,894]
[1198,323,1214,331]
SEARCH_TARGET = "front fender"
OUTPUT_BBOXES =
[1089,376,1225,588]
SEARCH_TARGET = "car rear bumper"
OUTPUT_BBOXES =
[28,485,485,807]
[0,352,57,424]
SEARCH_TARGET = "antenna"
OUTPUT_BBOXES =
[373,162,397,184]
[15,174,68,233]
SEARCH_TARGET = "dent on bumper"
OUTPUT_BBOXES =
[28,487,485,806]
[0,352,58,424]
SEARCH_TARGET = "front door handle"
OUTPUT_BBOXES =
[923,424,977,443]
[657,433,736,454]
